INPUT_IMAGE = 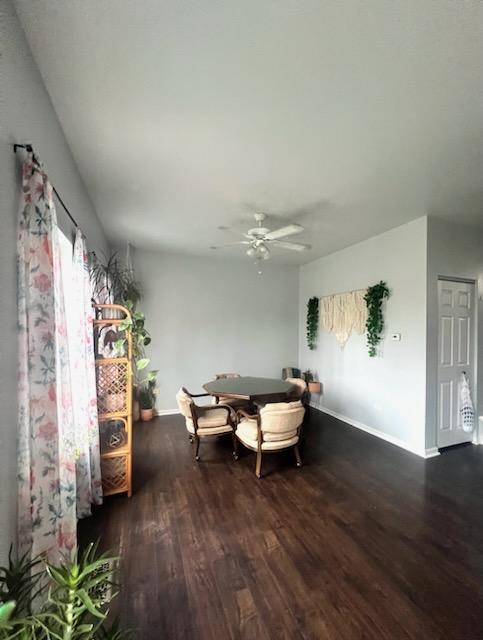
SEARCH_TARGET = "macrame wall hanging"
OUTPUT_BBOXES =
[320,289,368,348]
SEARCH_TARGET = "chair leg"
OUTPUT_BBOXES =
[255,450,262,479]
[194,436,200,461]
[232,432,238,460]
[189,434,194,443]
[294,444,302,468]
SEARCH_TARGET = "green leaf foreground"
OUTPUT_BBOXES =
[0,543,130,639]
[135,358,149,371]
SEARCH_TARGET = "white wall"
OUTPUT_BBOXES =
[134,250,299,412]
[298,217,429,456]
[425,217,483,449]
[0,0,109,562]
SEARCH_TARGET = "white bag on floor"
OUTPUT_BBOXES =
[460,372,474,433]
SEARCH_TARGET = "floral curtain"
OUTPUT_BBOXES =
[71,230,103,516]
[17,152,76,560]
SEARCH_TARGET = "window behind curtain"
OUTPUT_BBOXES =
[58,230,77,372]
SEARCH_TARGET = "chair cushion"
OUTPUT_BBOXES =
[186,406,232,436]
[187,422,233,437]
[236,417,258,442]
[236,418,299,451]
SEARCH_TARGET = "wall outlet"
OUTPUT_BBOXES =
[391,333,401,341]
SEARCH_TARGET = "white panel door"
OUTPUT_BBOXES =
[437,280,475,448]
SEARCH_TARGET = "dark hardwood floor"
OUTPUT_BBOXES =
[79,409,483,639]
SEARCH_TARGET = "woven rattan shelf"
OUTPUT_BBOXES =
[101,443,130,459]
[94,304,133,497]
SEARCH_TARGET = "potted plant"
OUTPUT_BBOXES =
[0,543,129,638]
[303,369,321,394]
[115,301,153,422]
[364,281,390,357]
[138,372,158,422]
[90,252,156,423]
[89,251,142,309]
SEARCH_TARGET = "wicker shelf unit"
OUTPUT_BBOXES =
[94,304,133,497]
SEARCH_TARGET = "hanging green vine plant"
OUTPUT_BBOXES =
[364,281,390,357]
[306,297,319,350]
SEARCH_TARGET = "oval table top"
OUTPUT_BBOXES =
[203,376,294,401]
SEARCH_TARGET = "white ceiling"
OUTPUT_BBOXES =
[15,0,483,264]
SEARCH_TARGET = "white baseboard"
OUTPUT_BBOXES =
[155,404,440,458]
[155,409,180,416]
[423,447,440,458]
[310,403,439,459]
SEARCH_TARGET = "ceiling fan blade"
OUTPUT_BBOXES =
[264,224,304,240]
[210,241,251,250]
[269,240,311,252]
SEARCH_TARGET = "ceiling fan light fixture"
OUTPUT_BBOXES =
[214,212,305,270]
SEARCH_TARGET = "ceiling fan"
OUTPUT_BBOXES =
[211,213,311,267]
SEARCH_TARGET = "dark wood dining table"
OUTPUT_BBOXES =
[203,376,295,404]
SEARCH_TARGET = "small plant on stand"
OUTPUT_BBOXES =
[303,370,321,394]
[115,303,154,422]
[138,371,158,422]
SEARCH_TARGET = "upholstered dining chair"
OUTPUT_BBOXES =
[285,377,308,403]
[176,387,236,461]
[235,400,305,478]
[212,372,250,411]
[214,373,240,379]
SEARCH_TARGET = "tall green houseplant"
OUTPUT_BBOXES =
[306,297,319,350]
[364,281,390,357]
[89,252,158,406]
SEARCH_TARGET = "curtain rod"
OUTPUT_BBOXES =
[13,143,79,229]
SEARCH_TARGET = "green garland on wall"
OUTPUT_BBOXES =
[364,281,390,357]
[306,297,319,350]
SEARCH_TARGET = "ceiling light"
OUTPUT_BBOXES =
[214,212,309,272]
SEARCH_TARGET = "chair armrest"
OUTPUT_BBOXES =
[190,392,211,398]
[235,409,262,446]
